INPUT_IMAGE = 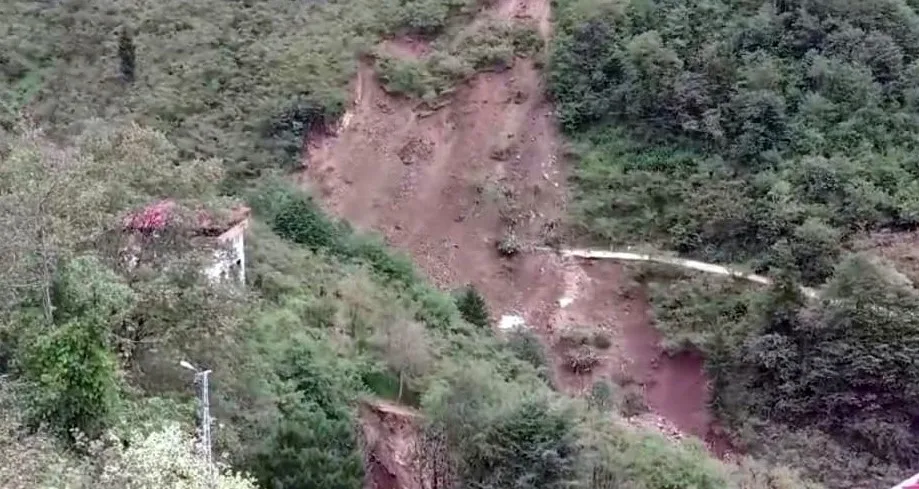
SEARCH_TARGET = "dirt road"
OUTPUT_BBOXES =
[302,0,726,473]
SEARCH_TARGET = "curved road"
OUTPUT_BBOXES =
[551,247,817,298]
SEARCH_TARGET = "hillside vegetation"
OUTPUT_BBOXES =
[550,0,919,486]
[0,1,817,489]
[551,0,919,285]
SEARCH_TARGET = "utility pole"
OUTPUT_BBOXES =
[181,360,215,487]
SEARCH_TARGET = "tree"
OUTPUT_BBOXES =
[246,335,364,489]
[422,363,580,489]
[16,257,133,438]
[739,254,919,464]
[455,285,490,328]
[373,319,433,401]
[0,123,231,323]
[95,423,259,489]
[0,130,106,322]
[505,326,550,379]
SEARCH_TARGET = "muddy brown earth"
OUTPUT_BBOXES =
[360,401,422,489]
[302,0,727,480]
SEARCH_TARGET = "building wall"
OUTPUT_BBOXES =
[204,221,247,283]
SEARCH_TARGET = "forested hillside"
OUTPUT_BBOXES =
[549,0,919,486]
[551,0,919,284]
[0,0,805,489]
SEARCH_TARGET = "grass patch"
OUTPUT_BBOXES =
[374,18,541,101]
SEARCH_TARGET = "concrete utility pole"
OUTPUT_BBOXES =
[181,360,215,486]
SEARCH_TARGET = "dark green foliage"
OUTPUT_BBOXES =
[266,184,420,285]
[650,254,919,486]
[455,285,490,328]
[17,258,131,438]
[580,421,727,489]
[0,0,466,179]
[248,337,364,489]
[465,397,579,489]
[272,196,342,252]
[254,407,363,489]
[552,0,919,284]
[264,96,341,172]
[423,366,580,489]
[746,256,919,466]
[346,235,419,285]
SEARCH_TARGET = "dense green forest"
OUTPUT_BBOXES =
[549,0,919,486]
[551,0,919,284]
[0,0,809,489]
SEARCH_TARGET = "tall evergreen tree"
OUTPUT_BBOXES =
[455,285,490,328]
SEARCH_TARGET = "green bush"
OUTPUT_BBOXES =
[345,234,419,285]
[505,327,551,380]
[262,96,343,172]
[650,254,919,485]
[588,380,616,412]
[271,194,343,252]
[375,56,449,99]
[578,418,726,489]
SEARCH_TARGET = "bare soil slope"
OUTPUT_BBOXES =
[302,0,726,463]
[360,400,422,489]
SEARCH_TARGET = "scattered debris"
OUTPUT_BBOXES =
[498,314,527,330]
[398,137,434,165]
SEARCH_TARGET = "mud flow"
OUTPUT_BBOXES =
[302,0,728,482]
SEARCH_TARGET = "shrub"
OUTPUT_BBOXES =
[578,417,727,489]
[19,317,121,439]
[588,380,616,412]
[262,95,340,172]
[618,384,648,418]
[246,336,364,489]
[372,18,542,102]
[505,327,550,379]
[452,19,541,71]
[375,56,444,99]
[422,365,580,489]
[497,230,521,256]
[565,345,599,374]
[550,0,919,282]
[272,195,342,252]
[345,235,419,285]
[591,330,612,349]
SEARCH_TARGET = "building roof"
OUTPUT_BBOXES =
[122,199,250,235]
